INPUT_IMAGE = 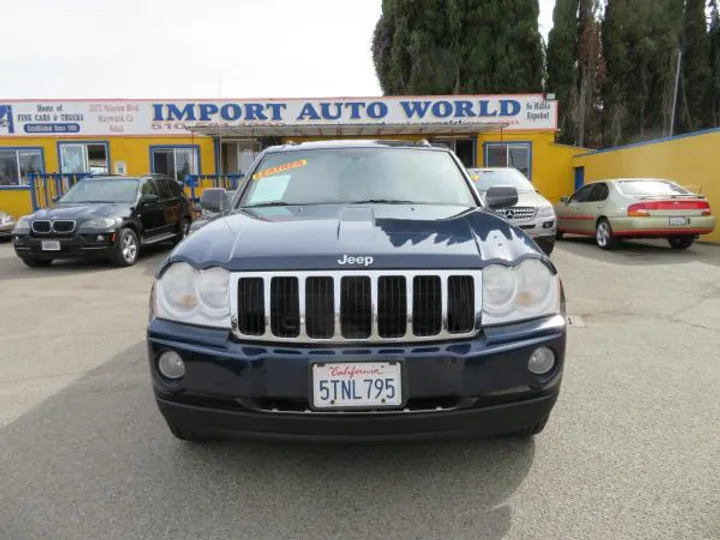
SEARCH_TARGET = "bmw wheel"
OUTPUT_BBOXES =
[113,227,139,267]
[172,218,191,246]
[595,218,618,250]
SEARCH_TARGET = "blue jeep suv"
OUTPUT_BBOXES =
[146,139,567,443]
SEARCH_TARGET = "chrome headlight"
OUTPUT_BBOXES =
[1,213,14,224]
[154,262,230,328]
[12,216,30,233]
[536,205,555,218]
[81,218,119,229]
[482,258,560,325]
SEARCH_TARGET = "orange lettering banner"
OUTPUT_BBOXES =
[252,159,308,180]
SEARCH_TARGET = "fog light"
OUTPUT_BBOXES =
[158,351,185,380]
[528,347,555,375]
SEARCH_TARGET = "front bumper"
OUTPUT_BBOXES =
[0,222,15,237]
[515,217,556,239]
[608,215,716,237]
[12,232,117,258]
[147,314,567,442]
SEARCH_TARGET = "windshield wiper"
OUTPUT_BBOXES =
[244,201,293,208]
[347,199,418,204]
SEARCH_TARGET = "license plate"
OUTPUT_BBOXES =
[669,216,689,226]
[41,240,61,251]
[311,362,402,409]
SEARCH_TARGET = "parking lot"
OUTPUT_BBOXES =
[1,238,719,540]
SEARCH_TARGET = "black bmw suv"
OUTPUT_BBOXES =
[12,174,192,268]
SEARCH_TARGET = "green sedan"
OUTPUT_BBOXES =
[554,178,716,250]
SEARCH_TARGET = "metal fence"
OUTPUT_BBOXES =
[26,173,245,211]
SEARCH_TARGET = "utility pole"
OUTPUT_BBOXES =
[670,48,682,138]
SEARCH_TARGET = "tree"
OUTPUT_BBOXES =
[371,0,545,95]
[710,0,720,126]
[546,0,580,144]
[677,0,711,133]
[601,0,683,146]
[575,0,605,147]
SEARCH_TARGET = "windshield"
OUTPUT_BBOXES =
[239,148,477,207]
[469,168,534,193]
[58,179,140,203]
[615,179,692,196]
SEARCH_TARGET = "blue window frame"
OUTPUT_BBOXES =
[150,145,201,182]
[0,146,45,187]
[483,142,533,180]
[57,141,110,175]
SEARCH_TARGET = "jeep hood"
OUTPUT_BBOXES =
[164,204,547,273]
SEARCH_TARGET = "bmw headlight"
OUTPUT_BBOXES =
[81,218,119,229]
[154,262,230,328]
[482,258,560,325]
[12,216,30,233]
[536,205,555,218]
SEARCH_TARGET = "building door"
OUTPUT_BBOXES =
[221,141,260,176]
[151,147,199,182]
[59,143,109,175]
[428,137,475,167]
[574,166,585,190]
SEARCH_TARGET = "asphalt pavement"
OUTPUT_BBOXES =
[1,237,719,540]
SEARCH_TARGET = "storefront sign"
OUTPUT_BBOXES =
[0,95,557,137]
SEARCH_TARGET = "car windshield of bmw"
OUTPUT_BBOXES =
[58,178,140,204]
[614,179,693,197]
[469,168,535,193]
[238,147,478,208]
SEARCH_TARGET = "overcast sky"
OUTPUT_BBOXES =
[3,0,555,99]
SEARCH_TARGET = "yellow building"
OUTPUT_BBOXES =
[572,129,720,244]
[0,94,575,218]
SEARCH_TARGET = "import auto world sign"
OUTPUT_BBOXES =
[0,94,557,137]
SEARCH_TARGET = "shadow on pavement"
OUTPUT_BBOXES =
[557,236,720,267]
[0,342,536,540]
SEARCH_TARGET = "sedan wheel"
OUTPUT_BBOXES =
[595,219,618,250]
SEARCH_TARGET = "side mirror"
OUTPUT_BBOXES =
[141,193,159,204]
[199,188,227,213]
[52,195,61,203]
[485,186,519,210]
[560,196,569,204]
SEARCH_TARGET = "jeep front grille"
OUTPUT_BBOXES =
[230,271,482,343]
[502,207,537,221]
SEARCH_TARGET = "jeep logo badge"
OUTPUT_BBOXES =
[337,254,374,266]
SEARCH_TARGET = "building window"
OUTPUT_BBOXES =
[484,142,532,179]
[429,137,476,168]
[0,148,44,186]
[151,147,199,182]
[59,142,109,175]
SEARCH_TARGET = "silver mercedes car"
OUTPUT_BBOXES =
[468,167,557,255]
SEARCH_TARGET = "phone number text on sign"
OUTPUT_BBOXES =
[312,362,402,409]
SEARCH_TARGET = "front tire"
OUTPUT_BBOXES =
[595,218,618,250]
[668,235,694,250]
[172,217,191,246]
[113,227,139,267]
[539,239,555,255]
